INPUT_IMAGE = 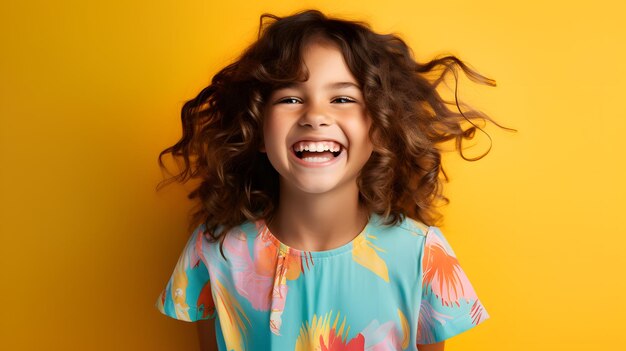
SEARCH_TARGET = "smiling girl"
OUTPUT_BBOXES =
[260,38,374,254]
[155,9,507,351]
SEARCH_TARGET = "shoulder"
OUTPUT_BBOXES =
[364,214,433,261]
[188,220,260,263]
[195,219,260,242]
[396,215,431,237]
[359,214,432,285]
[370,213,431,239]
[198,218,271,252]
[378,215,454,253]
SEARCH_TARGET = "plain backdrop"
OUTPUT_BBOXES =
[1,0,625,350]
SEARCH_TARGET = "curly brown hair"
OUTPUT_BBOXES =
[157,9,513,250]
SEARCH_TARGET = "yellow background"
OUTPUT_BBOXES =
[1,0,624,350]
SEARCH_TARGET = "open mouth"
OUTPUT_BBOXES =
[292,141,344,162]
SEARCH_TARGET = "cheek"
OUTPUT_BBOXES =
[345,117,373,145]
[348,127,375,162]
[262,118,289,154]
[263,109,287,132]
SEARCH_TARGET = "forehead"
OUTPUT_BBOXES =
[301,37,345,67]
[287,39,358,87]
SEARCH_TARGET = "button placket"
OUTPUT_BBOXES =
[269,244,289,335]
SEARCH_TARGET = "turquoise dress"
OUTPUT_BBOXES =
[155,213,489,350]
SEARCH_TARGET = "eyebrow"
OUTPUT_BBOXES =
[278,81,361,90]
[325,81,360,89]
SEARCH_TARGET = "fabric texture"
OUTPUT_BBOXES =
[155,213,489,350]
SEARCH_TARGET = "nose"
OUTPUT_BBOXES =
[298,102,333,129]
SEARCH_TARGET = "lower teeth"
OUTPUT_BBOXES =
[302,157,331,163]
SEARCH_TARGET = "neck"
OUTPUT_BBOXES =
[268,181,369,252]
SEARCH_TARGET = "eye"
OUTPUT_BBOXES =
[277,97,301,104]
[332,96,356,104]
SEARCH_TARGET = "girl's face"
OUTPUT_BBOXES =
[262,39,374,196]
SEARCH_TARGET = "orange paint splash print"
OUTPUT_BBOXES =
[422,227,478,307]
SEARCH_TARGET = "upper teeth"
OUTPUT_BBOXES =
[293,141,342,152]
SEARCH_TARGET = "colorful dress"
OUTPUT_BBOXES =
[155,213,489,350]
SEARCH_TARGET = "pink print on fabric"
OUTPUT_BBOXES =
[360,319,403,350]
[255,222,312,336]
[470,299,489,325]
[421,228,478,307]
[222,228,274,310]
[416,227,489,345]
[416,299,453,344]
[221,223,314,336]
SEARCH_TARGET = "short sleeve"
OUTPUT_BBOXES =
[155,226,216,322]
[416,226,489,344]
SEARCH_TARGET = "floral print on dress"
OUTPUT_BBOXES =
[156,214,489,350]
[416,226,489,344]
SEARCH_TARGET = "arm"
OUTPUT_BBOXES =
[417,341,445,351]
[197,319,218,351]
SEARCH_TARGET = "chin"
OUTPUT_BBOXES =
[296,185,337,195]
[292,179,342,195]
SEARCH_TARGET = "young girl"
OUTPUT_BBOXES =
[156,9,508,351]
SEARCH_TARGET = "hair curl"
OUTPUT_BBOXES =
[157,9,514,252]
